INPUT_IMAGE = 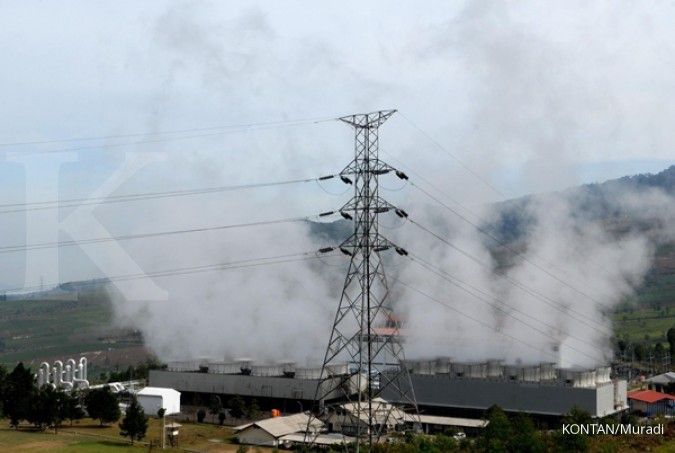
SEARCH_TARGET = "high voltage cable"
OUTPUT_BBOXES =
[384,146,577,280]
[2,251,334,295]
[406,218,612,335]
[379,150,483,224]
[0,214,329,254]
[407,254,606,363]
[398,112,505,197]
[0,175,333,214]
[382,151,611,325]
[409,181,606,308]
[0,116,336,154]
[390,277,592,370]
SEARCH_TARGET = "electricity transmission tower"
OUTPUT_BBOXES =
[307,110,418,450]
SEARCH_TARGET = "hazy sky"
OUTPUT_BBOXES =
[1,0,675,288]
[3,1,675,367]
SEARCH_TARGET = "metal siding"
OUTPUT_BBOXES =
[150,370,626,417]
[137,395,162,416]
[382,374,604,416]
[149,370,341,400]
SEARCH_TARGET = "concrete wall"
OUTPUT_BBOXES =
[149,370,342,402]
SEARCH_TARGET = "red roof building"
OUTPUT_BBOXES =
[627,390,675,404]
[627,390,675,416]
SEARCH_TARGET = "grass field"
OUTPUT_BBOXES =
[0,289,145,375]
[1,418,674,452]
[613,270,675,345]
[613,306,675,343]
[0,417,271,452]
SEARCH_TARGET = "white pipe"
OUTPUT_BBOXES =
[40,362,51,385]
[37,369,44,387]
[66,359,76,382]
[79,357,87,381]
[72,378,89,390]
[53,360,63,387]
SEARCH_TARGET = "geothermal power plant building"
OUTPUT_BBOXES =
[149,359,627,418]
[382,360,627,418]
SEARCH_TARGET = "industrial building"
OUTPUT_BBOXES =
[150,360,350,412]
[382,360,628,419]
[645,372,675,393]
[149,358,628,419]
[627,390,675,416]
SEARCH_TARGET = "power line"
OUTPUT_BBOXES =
[0,115,336,151]
[381,149,613,326]
[2,250,335,295]
[398,111,505,197]
[406,217,612,335]
[0,175,333,214]
[379,149,485,224]
[0,213,325,254]
[407,254,607,363]
[409,182,615,322]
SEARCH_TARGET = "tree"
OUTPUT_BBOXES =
[85,386,121,426]
[60,391,85,426]
[228,396,245,420]
[209,395,222,423]
[509,414,545,453]
[0,364,9,416]
[617,339,627,354]
[26,386,61,431]
[667,327,675,356]
[246,399,261,420]
[119,397,148,444]
[197,408,206,423]
[554,406,592,453]
[634,343,645,361]
[4,362,35,428]
[478,405,512,453]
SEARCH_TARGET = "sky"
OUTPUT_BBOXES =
[1,1,675,365]
[1,1,674,195]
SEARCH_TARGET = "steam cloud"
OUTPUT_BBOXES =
[4,1,675,369]
[107,177,675,368]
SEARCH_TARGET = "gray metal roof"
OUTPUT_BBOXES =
[646,372,675,385]
[234,413,322,438]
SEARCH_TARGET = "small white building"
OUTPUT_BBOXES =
[136,387,181,416]
[235,413,323,447]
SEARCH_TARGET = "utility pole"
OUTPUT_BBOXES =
[306,110,418,450]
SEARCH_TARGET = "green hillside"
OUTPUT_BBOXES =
[0,287,143,373]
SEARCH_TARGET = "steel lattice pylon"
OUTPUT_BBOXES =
[306,110,418,451]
